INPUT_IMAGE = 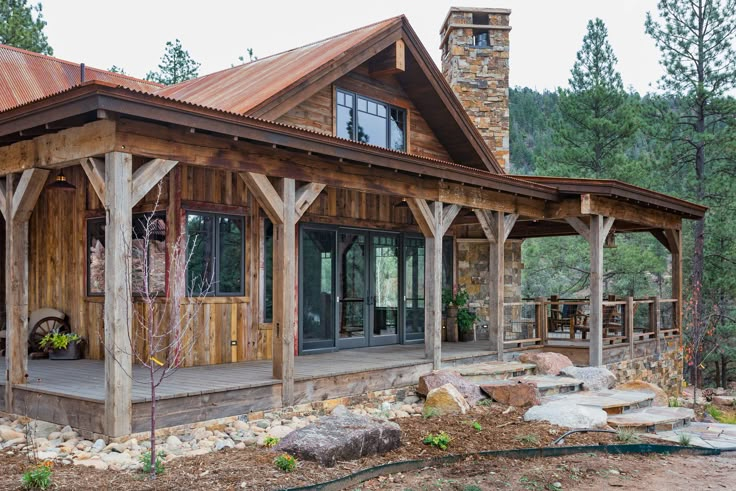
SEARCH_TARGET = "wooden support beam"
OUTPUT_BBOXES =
[503,213,519,242]
[131,158,178,206]
[441,204,462,235]
[474,209,498,243]
[294,182,325,219]
[369,39,406,76]
[272,178,297,405]
[4,169,49,412]
[407,198,437,238]
[650,229,671,251]
[651,296,662,355]
[581,194,681,230]
[103,151,133,437]
[80,157,106,202]
[488,211,505,357]
[589,215,604,367]
[666,229,683,338]
[602,216,615,239]
[564,217,590,242]
[240,172,284,225]
[626,296,635,359]
[0,179,6,221]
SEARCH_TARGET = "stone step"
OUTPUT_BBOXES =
[511,375,584,396]
[543,389,656,415]
[455,361,537,383]
[607,406,695,433]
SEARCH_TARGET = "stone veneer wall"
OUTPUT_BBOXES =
[441,8,511,168]
[456,239,523,340]
[607,348,684,397]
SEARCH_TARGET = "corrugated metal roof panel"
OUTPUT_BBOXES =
[0,44,161,112]
[155,17,401,114]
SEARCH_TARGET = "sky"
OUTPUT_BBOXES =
[40,0,665,94]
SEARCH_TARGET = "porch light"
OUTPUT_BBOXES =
[393,198,408,208]
[604,230,617,248]
[46,170,76,191]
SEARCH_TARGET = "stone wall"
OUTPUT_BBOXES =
[441,8,511,168]
[456,239,522,340]
[607,348,684,396]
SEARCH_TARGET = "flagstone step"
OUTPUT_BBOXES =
[543,389,656,415]
[607,406,695,432]
[642,422,736,449]
[456,361,537,383]
[510,375,584,396]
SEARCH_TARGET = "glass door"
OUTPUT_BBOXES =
[404,236,425,342]
[370,234,400,346]
[337,230,369,349]
[300,227,336,351]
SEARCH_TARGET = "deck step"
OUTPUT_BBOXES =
[455,361,536,383]
[511,375,584,396]
[607,406,695,432]
[543,389,656,415]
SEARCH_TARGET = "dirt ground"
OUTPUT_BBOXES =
[0,403,731,490]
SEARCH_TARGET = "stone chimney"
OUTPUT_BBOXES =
[441,7,511,170]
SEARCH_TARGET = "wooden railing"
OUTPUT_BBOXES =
[502,295,679,351]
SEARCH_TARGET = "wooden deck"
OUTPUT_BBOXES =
[0,342,496,435]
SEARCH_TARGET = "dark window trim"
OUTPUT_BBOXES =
[184,210,246,297]
[335,87,407,151]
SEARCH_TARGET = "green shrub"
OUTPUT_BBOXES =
[422,407,440,419]
[39,330,80,350]
[477,399,493,407]
[615,428,640,443]
[21,462,53,490]
[515,434,539,446]
[274,453,297,472]
[423,431,451,450]
[678,433,691,447]
[668,397,681,407]
[263,436,280,448]
[139,450,166,475]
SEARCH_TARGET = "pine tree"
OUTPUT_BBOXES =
[0,0,53,55]
[146,39,200,85]
[539,18,638,179]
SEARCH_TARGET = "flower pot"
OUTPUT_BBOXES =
[459,328,475,342]
[49,341,82,360]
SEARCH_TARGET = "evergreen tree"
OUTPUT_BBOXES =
[0,0,52,55]
[146,39,200,85]
[539,18,638,179]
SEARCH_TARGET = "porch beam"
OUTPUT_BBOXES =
[581,194,681,230]
[441,204,462,235]
[80,157,106,202]
[406,198,436,238]
[665,229,683,336]
[564,217,590,242]
[588,214,604,366]
[294,182,326,219]
[103,151,133,437]
[4,168,49,413]
[650,229,671,252]
[0,179,6,221]
[131,158,178,206]
[503,213,519,242]
[240,172,284,225]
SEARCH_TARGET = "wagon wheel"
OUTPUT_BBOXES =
[29,316,70,353]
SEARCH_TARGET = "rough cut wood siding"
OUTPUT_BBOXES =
[276,63,454,162]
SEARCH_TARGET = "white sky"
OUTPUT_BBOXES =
[41,0,665,93]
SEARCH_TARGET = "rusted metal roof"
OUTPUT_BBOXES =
[0,44,161,112]
[155,17,402,115]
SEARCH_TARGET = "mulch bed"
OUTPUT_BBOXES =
[0,404,621,491]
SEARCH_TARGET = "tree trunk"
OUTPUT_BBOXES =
[722,355,729,389]
[715,360,722,388]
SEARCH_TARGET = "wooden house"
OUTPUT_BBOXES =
[0,9,705,436]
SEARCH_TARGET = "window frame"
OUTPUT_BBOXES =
[335,87,407,152]
[184,210,246,297]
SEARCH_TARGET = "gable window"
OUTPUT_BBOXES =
[336,88,406,151]
[186,212,244,296]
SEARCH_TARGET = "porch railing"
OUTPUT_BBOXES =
[502,296,679,351]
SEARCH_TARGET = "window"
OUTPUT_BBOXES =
[87,213,167,296]
[186,212,244,296]
[336,88,406,151]
[263,218,273,322]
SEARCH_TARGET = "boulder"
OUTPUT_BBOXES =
[0,425,25,442]
[274,413,400,467]
[417,370,484,405]
[480,381,541,407]
[165,435,182,448]
[518,352,573,376]
[74,458,108,470]
[268,425,294,439]
[423,383,471,416]
[31,421,60,439]
[615,380,669,406]
[524,401,608,428]
[712,395,736,406]
[559,366,616,391]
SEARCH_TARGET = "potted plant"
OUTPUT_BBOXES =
[39,330,84,360]
[452,288,477,342]
[442,288,458,342]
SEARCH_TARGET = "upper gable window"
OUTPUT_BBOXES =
[336,88,406,151]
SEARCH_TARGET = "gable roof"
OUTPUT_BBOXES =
[0,44,162,112]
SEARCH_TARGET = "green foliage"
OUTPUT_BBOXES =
[477,399,493,407]
[108,65,127,75]
[678,433,691,447]
[706,405,736,424]
[462,486,482,491]
[456,307,477,333]
[263,436,280,448]
[39,331,80,350]
[0,0,52,55]
[146,39,201,85]
[139,450,165,475]
[21,463,52,490]
[615,428,640,443]
[274,453,297,472]
[668,397,682,408]
[423,431,451,450]
[472,421,482,431]
[422,406,440,419]
[515,433,539,446]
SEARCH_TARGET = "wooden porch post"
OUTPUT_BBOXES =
[666,229,682,339]
[475,210,518,360]
[103,152,133,437]
[407,199,461,369]
[2,169,49,413]
[240,173,324,406]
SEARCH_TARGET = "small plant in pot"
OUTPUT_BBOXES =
[39,330,84,360]
[447,288,477,342]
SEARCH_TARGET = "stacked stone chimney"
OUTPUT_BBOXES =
[441,7,511,170]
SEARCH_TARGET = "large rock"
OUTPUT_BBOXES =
[615,380,668,406]
[559,366,616,391]
[417,370,484,405]
[0,425,25,442]
[274,413,400,467]
[519,352,573,376]
[480,381,541,407]
[524,401,608,428]
[423,383,471,416]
